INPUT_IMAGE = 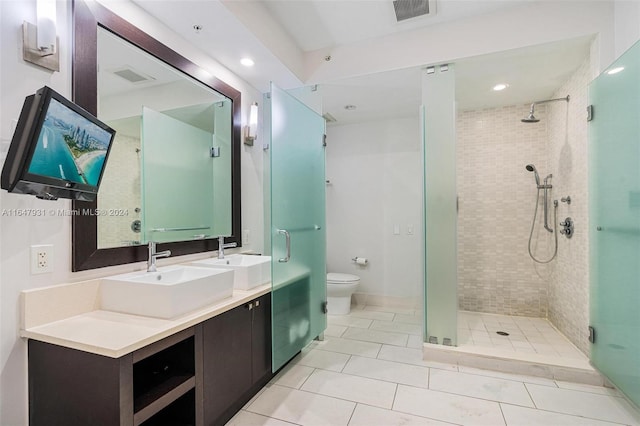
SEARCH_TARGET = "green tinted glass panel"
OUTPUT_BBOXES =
[589,41,640,406]
[212,100,232,236]
[141,106,215,243]
[269,84,327,371]
[422,66,458,345]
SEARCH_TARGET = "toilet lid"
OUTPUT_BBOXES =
[327,273,360,283]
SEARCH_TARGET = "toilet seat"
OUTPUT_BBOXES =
[327,273,359,284]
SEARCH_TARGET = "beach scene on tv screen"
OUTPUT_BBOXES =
[28,98,112,187]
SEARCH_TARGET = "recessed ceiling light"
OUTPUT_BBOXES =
[240,58,255,67]
[344,105,357,110]
[607,66,624,75]
[493,83,508,91]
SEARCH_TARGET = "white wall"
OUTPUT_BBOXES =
[326,117,422,302]
[614,0,640,58]
[0,1,264,424]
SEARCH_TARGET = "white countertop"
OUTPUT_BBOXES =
[21,283,270,358]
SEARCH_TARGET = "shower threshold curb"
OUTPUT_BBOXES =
[423,342,607,387]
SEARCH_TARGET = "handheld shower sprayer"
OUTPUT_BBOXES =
[525,164,540,186]
[525,163,558,263]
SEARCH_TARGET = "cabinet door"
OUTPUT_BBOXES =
[251,295,272,383]
[202,304,252,425]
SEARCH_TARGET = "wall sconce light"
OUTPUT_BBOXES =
[244,102,258,146]
[23,0,60,72]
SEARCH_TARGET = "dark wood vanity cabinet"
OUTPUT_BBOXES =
[202,293,272,426]
[28,294,272,426]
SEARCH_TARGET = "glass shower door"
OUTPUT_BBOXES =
[589,40,640,407]
[268,84,327,371]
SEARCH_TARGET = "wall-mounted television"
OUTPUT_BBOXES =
[1,86,116,201]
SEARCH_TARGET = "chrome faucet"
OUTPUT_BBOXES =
[218,235,237,259]
[147,241,171,272]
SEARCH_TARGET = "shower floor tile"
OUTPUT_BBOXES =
[458,310,587,361]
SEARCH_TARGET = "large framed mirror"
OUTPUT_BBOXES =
[71,0,241,271]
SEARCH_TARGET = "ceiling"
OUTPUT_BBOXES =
[126,0,593,125]
[262,0,534,52]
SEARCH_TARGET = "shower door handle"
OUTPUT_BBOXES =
[278,229,291,263]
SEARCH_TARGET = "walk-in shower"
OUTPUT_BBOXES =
[526,163,558,263]
[521,95,570,123]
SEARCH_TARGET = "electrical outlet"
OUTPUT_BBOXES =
[31,245,53,274]
[243,229,250,244]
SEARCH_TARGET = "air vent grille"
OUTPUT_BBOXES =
[393,0,433,22]
[112,68,155,84]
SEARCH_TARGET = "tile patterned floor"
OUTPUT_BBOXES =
[457,310,587,360]
[227,305,640,426]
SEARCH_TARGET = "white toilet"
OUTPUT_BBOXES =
[326,273,360,315]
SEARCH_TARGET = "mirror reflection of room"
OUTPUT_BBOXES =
[96,28,232,249]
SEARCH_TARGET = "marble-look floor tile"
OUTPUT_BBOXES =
[342,328,409,346]
[225,410,299,426]
[328,316,373,329]
[309,337,381,358]
[370,320,422,335]
[348,310,395,321]
[555,381,620,396]
[406,334,424,349]
[457,366,557,387]
[364,305,415,315]
[324,324,347,337]
[393,314,423,325]
[246,384,355,426]
[348,404,455,426]
[526,383,640,424]
[301,369,397,409]
[500,404,625,426]
[270,363,315,389]
[377,345,458,371]
[343,356,429,388]
[294,348,350,372]
[429,369,534,407]
[393,384,505,426]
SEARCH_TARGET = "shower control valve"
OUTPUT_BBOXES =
[560,217,574,238]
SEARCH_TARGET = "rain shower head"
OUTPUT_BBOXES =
[526,164,540,186]
[521,95,570,123]
[521,112,540,123]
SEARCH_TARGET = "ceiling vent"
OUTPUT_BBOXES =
[393,0,436,22]
[111,67,155,84]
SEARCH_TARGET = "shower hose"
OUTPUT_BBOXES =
[528,188,558,263]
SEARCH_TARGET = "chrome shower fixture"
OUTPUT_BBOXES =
[521,95,570,123]
[525,164,540,186]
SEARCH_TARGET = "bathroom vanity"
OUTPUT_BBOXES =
[22,280,272,426]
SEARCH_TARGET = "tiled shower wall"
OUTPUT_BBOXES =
[457,105,553,317]
[548,58,592,355]
[97,134,142,248]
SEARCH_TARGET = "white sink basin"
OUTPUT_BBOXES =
[100,266,234,319]
[190,254,271,290]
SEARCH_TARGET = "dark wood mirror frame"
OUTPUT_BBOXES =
[71,0,242,271]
